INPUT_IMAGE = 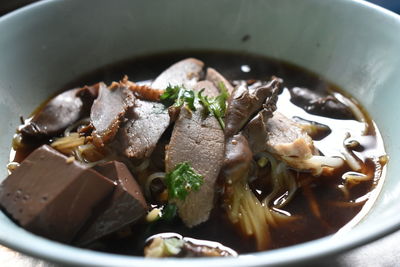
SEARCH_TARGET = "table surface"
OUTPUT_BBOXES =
[1,1,399,266]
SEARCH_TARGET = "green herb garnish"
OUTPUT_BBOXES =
[161,203,178,221]
[160,85,196,111]
[160,83,229,129]
[163,238,184,256]
[160,84,180,102]
[198,82,229,129]
[165,162,204,201]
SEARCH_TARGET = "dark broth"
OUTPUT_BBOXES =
[11,51,386,255]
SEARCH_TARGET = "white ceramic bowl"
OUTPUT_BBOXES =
[1,0,400,266]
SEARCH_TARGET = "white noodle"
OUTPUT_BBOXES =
[282,155,344,175]
[341,133,362,171]
[342,171,371,184]
[82,158,111,168]
[226,152,299,250]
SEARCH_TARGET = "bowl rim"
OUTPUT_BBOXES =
[1,0,400,266]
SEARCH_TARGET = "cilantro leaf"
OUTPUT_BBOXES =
[174,87,196,111]
[197,89,210,115]
[160,84,180,103]
[160,85,196,111]
[165,162,204,201]
[160,83,229,130]
[198,82,229,129]
[161,203,177,221]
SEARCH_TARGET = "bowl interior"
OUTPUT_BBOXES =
[0,0,400,266]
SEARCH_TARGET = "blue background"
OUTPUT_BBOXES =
[368,0,400,13]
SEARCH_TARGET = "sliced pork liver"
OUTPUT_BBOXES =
[20,84,98,141]
[118,100,170,159]
[76,161,147,246]
[90,82,135,147]
[0,145,114,243]
[224,77,281,137]
[117,58,204,159]
[165,81,225,227]
[193,80,220,96]
[151,58,204,90]
[205,67,234,94]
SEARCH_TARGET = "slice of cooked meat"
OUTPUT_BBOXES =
[238,81,281,155]
[224,77,281,137]
[90,82,135,147]
[118,100,170,159]
[192,80,220,96]
[76,83,100,104]
[242,109,272,154]
[244,111,343,175]
[265,112,345,174]
[165,81,225,227]
[205,67,234,95]
[290,87,355,120]
[121,76,164,102]
[20,84,99,141]
[223,134,253,185]
[265,112,315,158]
[151,58,204,90]
[292,116,331,141]
[117,59,205,159]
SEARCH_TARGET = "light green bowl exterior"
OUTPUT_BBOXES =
[0,0,399,266]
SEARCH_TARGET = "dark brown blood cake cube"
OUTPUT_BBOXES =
[0,145,115,243]
[76,161,147,245]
